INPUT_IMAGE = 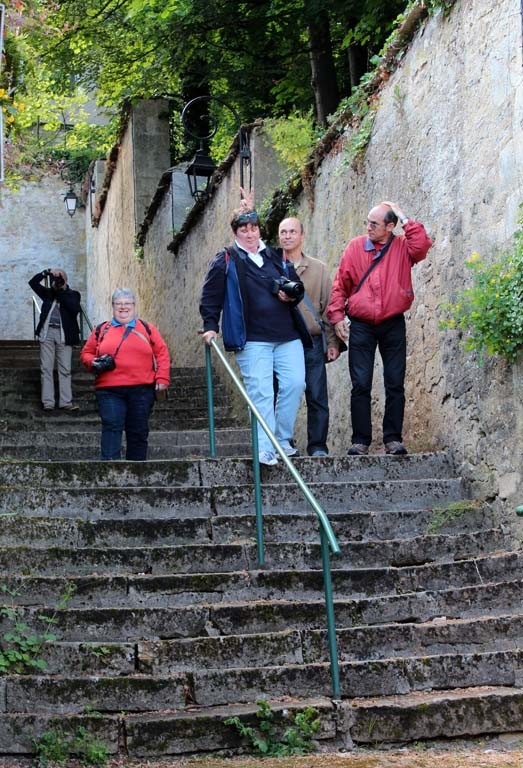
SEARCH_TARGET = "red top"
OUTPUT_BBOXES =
[326,220,432,326]
[81,320,171,388]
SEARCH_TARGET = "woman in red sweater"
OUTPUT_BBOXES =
[81,289,170,460]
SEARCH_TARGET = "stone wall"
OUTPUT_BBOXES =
[0,176,86,339]
[85,0,523,523]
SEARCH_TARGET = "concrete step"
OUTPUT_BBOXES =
[0,454,459,488]
[0,476,465,520]
[0,505,497,547]
[25,612,523,677]
[0,528,505,575]
[0,551,518,608]
[1,577,521,642]
[0,698,337,756]
[349,686,523,744]
[4,648,523,715]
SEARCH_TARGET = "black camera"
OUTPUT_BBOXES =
[271,277,305,300]
[91,354,116,375]
[51,275,65,289]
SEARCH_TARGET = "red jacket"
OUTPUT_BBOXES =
[81,320,171,388]
[326,221,432,325]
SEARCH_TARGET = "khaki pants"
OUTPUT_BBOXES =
[40,327,73,408]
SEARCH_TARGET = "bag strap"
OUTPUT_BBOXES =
[354,235,395,295]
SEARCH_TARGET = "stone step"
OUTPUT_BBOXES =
[0,506,496,547]
[349,686,523,744]
[0,529,504,575]
[0,428,249,449]
[1,578,520,642]
[0,454,460,488]
[1,413,235,432]
[0,551,518,608]
[3,648,523,714]
[0,478,465,518]
[0,698,336,756]
[25,612,523,677]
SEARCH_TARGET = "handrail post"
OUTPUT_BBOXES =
[204,343,217,458]
[320,526,341,699]
[250,409,265,567]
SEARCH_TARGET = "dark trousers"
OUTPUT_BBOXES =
[304,335,329,454]
[95,385,155,461]
[348,314,406,446]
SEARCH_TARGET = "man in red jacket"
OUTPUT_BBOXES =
[327,201,432,456]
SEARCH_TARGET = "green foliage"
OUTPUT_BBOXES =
[440,210,523,363]
[225,699,320,757]
[427,500,482,535]
[33,726,109,768]
[0,581,75,674]
[264,111,318,177]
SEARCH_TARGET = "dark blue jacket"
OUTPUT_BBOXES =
[200,244,311,351]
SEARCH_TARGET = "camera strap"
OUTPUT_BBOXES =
[112,325,134,359]
[353,234,395,295]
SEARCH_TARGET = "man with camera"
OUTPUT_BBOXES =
[200,206,310,466]
[278,216,342,457]
[327,201,432,456]
[29,268,81,411]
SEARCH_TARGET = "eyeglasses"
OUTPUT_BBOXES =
[113,302,135,308]
[235,212,260,226]
[366,219,385,229]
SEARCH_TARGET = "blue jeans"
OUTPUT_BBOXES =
[95,385,155,461]
[304,335,329,455]
[235,339,305,454]
[348,315,406,446]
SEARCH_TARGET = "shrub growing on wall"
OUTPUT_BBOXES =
[440,209,523,363]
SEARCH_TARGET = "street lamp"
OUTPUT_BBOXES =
[63,185,79,217]
[181,96,251,202]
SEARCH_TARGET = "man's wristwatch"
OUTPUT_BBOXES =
[400,216,409,225]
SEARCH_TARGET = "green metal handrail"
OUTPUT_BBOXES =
[204,338,341,699]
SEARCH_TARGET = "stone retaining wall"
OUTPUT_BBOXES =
[85,0,523,523]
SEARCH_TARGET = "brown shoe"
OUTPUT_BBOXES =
[60,403,79,411]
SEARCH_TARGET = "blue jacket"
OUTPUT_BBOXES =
[200,244,311,351]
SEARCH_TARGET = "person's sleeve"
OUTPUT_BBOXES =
[28,272,50,301]
[150,327,171,386]
[58,289,81,314]
[318,266,339,349]
[404,220,432,264]
[326,250,352,325]
[80,329,97,370]
[199,253,226,333]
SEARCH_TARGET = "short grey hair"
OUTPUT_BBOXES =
[111,288,136,304]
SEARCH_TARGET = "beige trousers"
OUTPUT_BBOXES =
[39,327,73,408]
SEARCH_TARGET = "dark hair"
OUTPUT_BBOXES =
[230,208,260,233]
[384,209,398,226]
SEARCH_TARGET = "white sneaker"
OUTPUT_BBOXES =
[281,442,300,457]
[258,451,279,466]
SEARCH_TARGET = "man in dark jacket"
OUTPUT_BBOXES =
[29,269,81,410]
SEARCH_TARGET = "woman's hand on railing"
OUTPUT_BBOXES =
[202,330,218,345]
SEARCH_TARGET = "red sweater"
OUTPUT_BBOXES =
[327,221,432,326]
[81,320,171,388]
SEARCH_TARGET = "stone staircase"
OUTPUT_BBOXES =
[0,340,522,758]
